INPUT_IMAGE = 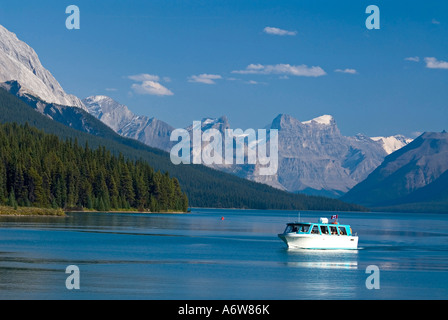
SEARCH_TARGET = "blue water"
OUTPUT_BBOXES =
[0,208,447,299]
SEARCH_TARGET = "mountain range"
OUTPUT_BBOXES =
[83,95,413,197]
[0,23,365,212]
[2,23,446,212]
[0,23,411,199]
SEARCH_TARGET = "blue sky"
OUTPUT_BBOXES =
[0,0,447,137]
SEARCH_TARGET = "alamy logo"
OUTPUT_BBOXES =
[65,265,80,290]
[365,265,380,289]
[365,5,380,30]
[66,5,80,30]
[170,121,279,176]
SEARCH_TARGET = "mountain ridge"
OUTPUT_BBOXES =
[0,23,420,210]
[83,96,413,197]
[83,95,175,151]
[0,24,86,110]
[0,86,366,211]
[341,131,448,212]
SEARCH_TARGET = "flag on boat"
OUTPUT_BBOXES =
[331,215,338,220]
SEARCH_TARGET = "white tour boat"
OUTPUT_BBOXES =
[278,216,358,250]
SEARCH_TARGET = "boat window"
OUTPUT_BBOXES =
[285,224,311,234]
[320,225,329,235]
[329,226,338,235]
[338,226,347,235]
[311,225,320,234]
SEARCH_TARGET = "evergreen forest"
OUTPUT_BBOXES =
[0,122,189,212]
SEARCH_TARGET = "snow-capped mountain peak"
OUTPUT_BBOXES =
[0,24,86,110]
[84,95,113,104]
[302,114,334,125]
[371,135,413,154]
[83,95,138,131]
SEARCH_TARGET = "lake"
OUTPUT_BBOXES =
[0,208,447,300]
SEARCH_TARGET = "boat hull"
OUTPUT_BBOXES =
[278,233,358,250]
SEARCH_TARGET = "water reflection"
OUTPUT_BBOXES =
[284,249,359,270]
[286,261,358,270]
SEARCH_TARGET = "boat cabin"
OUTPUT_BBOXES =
[283,222,353,236]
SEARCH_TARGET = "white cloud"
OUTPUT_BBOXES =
[188,74,222,84]
[240,64,264,72]
[128,74,160,82]
[431,18,440,25]
[263,27,297,36]
[424,57,448,69]
[232,63,326,77]
[128,73,173,96]
[405,56,420,62]
[334,68,358,74]
[131,81,174,96]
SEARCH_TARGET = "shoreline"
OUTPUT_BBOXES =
[68,210,188,214]
[0,206,65,217]
[0,205,188,217]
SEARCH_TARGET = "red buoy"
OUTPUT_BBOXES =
[221,216,225,220]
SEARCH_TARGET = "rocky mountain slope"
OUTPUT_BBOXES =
[341,131,448,211]
[1,80,111,136]
[83,95,175,151]
[0,24,85,110]
[263,114,389,196]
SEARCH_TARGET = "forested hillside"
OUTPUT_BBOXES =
[0,123,188,212]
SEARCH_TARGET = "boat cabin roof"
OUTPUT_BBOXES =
[286,222,349,227]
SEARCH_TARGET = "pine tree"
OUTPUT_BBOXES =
[120,163,135,206]
[182,193,189,213]
[28,167,45,207]
[9,187,17,210]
